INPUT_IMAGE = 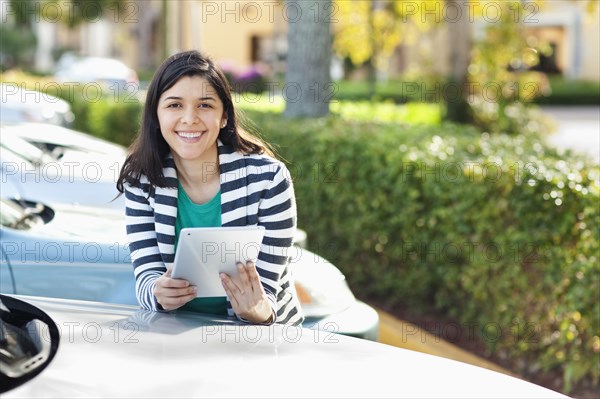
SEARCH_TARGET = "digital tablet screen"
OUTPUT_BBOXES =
[171,226,265,297]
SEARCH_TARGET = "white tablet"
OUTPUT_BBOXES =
[171,226,265,298]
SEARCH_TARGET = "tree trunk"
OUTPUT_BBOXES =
[445,0,472,123]
[283,0,332,118]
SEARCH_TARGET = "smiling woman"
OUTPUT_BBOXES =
[116,50,303,326]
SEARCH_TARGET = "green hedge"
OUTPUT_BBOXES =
[41,83,141,147]
[336,77,600,106]
[334,78,444,103]
[533,76,600,106]
[245,110,599,393]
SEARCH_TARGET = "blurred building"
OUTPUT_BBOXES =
[525,0,599,80]
[163,0,288,76]
[164,0,599,82]
[390,0,599,81]
[5,0,598,81]
[6,0,287,76]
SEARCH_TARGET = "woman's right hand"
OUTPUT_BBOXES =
[153,268,197,310]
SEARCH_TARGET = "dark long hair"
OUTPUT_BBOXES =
[116,50,273,192]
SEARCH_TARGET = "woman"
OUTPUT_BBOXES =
[117,50,303,325]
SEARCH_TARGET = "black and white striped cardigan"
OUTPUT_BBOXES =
[124,141,304,326]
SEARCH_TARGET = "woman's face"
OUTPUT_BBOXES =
[157,75,226,163]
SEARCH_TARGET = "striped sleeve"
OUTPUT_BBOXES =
[124,181,165,311]
[255,162,300,324]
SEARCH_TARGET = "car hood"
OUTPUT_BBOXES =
[54,150,125,183]
[33,204,126,243]
[3,296,567,399]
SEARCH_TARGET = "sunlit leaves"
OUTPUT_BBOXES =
[40,0,126,28]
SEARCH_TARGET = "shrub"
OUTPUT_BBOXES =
[334,78,557,136]
[334,78,445,103]
[469,100,558,136]
[245,109,599,393]
[235,94,442,126]
[82,96,141,146]
[534,76,600,106]
[0,27,36,71]
[35,80,142,146]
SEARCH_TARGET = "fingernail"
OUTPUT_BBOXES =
[219,273,225,279]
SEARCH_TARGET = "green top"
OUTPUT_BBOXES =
[175,182,226,316]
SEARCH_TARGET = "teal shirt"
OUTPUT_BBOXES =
[175,182,226,315]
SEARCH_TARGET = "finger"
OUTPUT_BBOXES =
[245,261,264,297]
[220,274,239,308]
[236,262,251,295]
[164,268,172,277]
[156,285,196,299]
[162,276,191,288]
[221,273,242,296]
[156,288,196,310]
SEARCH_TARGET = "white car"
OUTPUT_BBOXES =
[1,129,125,210]
[54,56,139,94]
[0,84,74,127]
[0,294,567,398]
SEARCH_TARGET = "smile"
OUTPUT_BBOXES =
[177,131,204,138]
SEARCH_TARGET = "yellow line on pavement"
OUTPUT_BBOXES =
[376,308,517,377]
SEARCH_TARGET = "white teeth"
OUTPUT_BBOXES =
[178,131,202,138]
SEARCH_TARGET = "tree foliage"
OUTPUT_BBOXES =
[40,0,127,28]
[334,0,448,70]
[332,0,594,127]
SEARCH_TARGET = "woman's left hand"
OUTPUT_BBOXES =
[220,261,274,324]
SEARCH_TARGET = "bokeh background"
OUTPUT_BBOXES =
[1,0,598,397]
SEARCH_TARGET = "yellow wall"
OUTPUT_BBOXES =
[175,0,286,69]
[581,9,600,80]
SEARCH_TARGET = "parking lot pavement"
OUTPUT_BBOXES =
[376,308,516,377]
[541,105,600,164]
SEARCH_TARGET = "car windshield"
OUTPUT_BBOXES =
[0,135,46,165]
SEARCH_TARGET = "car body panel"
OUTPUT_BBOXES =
[2,295,567,398]
[303,300,380,341]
